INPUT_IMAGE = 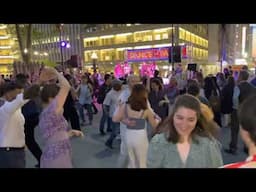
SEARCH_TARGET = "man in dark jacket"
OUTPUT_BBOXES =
[225,70,256,155]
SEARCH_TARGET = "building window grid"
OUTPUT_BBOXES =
[82,25,209,64]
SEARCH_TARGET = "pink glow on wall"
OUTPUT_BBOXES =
[139,62,156,77]
[114,62,131,78]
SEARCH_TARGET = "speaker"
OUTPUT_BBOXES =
[187,63,197,71]
[168,46,181,63]
[69,55,80,68]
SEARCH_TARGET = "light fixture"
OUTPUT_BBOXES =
[24,48,28,53]
[60,41,66,47]
[91,52,98,59]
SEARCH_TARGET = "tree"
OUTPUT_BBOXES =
[14,24,32,64]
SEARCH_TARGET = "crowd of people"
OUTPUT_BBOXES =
[1,64,256,168]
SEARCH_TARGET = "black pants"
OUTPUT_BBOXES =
[106,120,120,146]
[213,111,222,127]
[24,116,42,164]
[83,104,93,123]
[63,106,81,130]
[0,148,25,168]
[229,109,239,151]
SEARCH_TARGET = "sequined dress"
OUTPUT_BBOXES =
[39,98,72,168]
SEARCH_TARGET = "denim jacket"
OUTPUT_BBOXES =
[147,133,223,168]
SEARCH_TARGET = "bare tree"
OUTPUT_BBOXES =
[14,24,32,64]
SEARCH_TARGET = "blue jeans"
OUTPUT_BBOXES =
[106,120,120,145]
[99,108,111,132]
[78,103,93,123]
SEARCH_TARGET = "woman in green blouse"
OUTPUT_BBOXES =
[147,94,223,168]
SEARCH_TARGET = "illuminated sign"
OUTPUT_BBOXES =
[252,27,256,58]
[126,46,187,62]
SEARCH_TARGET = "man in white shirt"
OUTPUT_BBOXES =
[104,79,123,149]
[0,82,39,168]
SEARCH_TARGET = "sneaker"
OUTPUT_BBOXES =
[105,141,113,149]
[100,130,106,136]
[107,129,112,133]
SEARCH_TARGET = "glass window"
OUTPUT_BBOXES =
[185,31,190,42]
[162,33,168,39]
[179,29,185,40]
[191,34,195,44]
[116,36,128,44]
[0,59,13,64]
[198,38,202,46]
[155,34,161,40]
[192,47,196,58]
[0,40,10,46]
[117,50,125,60]
[134,33,143,42]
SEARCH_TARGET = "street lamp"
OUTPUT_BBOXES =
[171,24,174,72]
[91,52,98,73]
[56,24,65,70]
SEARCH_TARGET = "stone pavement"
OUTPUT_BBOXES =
[26,109,247,168]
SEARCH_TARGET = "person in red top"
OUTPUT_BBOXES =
[223,95,256,168]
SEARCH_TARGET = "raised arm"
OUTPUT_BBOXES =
[53,70,71,114]
[1,84,40,115]
[1,93,28,115]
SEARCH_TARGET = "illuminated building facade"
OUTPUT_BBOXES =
[0,24,16,75]
[226,24,250,65]
[82,24,209,75]
[32,24,83,65]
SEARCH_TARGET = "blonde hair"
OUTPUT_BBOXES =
[200,103,214,121]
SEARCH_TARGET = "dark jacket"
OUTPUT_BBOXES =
[238,81,256,104]
[97,83,111,104]
[220,83,234,114]
[22,98,41,119]
[148,90,168,120]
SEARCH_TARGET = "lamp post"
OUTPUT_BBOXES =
[91,52,98,73]
[171,24,174,72]
[56,24,65,71]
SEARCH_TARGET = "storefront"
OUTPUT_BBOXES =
[124,46,188,77]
